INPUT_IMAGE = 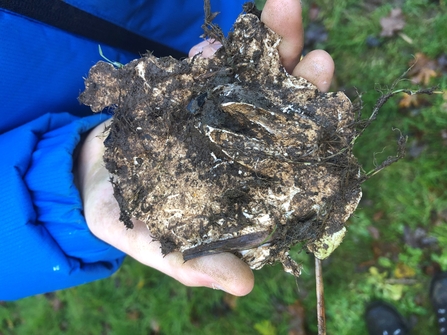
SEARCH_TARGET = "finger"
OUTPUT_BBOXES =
[292,50,334,92]
[261,0,304,73]
[188,39,223,58]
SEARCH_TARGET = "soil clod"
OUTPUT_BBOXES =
[79,4,389,275]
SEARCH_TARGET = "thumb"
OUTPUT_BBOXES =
[261,0,304,73]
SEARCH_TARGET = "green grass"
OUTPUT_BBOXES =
[2,1,447,334]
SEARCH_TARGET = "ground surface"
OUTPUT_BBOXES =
[1,0,446,334]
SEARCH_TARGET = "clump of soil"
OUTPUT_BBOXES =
[79,3,399,275]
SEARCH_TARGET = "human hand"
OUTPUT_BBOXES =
[76,0,335,296]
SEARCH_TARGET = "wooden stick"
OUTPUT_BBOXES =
[315,257,326,335]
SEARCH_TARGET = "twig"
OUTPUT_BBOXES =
[201,0,227,49]
[353,86,438,183]
[352,82,437,147]
[315,257,326,335]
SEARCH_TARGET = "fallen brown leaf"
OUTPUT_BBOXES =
[309,3,320,22]
[367,225,381,240]
[408,53,438,85]
[223,293,239,310]
[287,300,307,335]
[380,8,405,37]
[373,210,384,222]
[398,93,421,108]
[372,240,401,261]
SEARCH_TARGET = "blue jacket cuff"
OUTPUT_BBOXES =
[0,112,125,300]
[25,113,124,263]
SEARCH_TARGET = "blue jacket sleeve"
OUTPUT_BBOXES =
[0,8,134,300]
[0,112,125,300]
[0,0,247,300]
[65,0,247,54]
